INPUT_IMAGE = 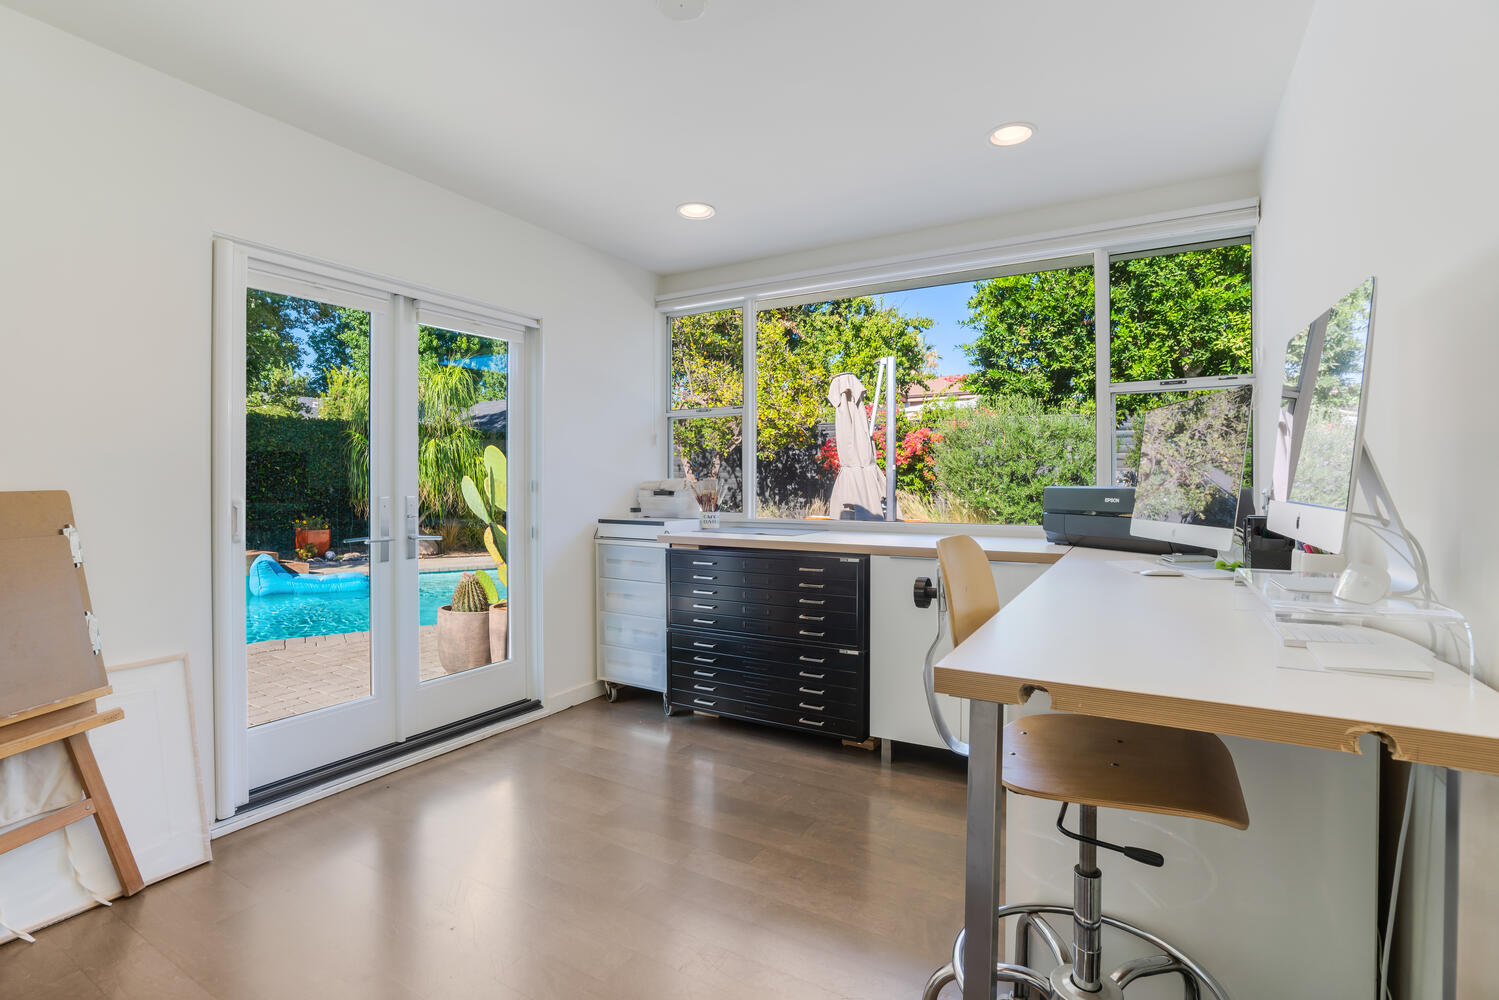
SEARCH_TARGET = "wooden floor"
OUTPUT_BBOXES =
[0,694,968,1000]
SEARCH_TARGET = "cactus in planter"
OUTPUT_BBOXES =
[460,445,509,587]
[450,573,489,613]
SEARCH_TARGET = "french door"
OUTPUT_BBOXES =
[211,242,534,817]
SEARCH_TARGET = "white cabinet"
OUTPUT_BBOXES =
[594,538,667,693]
[868,554,1045,751]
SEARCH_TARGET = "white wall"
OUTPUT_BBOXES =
[1256,0,1499,992]
[0,8,659,802]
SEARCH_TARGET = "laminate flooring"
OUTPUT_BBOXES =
[0,694,968,999]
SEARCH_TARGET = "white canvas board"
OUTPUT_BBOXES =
[0,654,210,942]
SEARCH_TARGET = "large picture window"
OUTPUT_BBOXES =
[665,235,1253,526]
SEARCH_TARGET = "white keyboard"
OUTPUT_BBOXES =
[1271,620,1374,647]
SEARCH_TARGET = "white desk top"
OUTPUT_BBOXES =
[935,546,1499,775]
[660,529,1068,564]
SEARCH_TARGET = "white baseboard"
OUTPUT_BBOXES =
[545,678,605,712]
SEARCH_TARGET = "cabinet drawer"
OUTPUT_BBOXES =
[669,594,859,631]
[669,580,860,614]
[671,659,861,706]
[671,677,861,721]
[599,576,666,618]
[600,644,666,691]
[670,688,864,741]
[598,542,666,583]
[668,608,862,646]
[599,612,665,653]
[669,629,865,672]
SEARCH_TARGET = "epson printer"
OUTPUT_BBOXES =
[1042,486,1174,554]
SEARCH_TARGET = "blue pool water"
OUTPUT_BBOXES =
[246,569,505,644]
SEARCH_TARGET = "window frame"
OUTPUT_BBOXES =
[660,210,1257,527]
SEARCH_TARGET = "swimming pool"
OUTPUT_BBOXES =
[246,569,505,644]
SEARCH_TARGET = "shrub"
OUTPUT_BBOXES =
[930,396,1095,524]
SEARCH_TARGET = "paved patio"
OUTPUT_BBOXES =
[248,625,455,726]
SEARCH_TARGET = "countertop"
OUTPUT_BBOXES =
[657,528,1070,564]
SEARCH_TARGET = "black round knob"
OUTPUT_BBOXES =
[913,576,937,608]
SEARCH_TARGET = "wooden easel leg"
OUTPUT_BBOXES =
[64,732,144,895]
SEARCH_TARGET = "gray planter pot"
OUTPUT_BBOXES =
[437,605,491,673]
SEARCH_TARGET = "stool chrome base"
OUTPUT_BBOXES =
[921,904,1224,1000]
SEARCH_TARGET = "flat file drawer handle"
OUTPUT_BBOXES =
[692,589,715,596]
[692,603,715,610]
[798,629,825,638]
[694,698,717,708]
[692,574,714,581]
[694,684,717,693]
[798,686,825,695]
[798,614,825,622]
[797,566,824,574]
[692,669,717,678]
[799,655,825,664]
[692,641,717,649]
[798,598,825,606]
[692,618,717,625]
[798,582,825,590]
[799,671,826,680]
[692,655,717,664]
[798,702,825,713]
[798,717,826,728]
[691,560,713,566]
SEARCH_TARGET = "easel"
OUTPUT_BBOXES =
[0,491,142,897]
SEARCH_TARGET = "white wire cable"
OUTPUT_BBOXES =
[1379,765,1418,1000]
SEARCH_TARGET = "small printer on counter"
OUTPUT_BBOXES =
[1042,486,1173,554]
[633,479,703,519]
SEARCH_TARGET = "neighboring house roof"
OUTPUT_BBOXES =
[904,374,976,406]
[467,399,508,435]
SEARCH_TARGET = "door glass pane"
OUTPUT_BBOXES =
[418,326,510,680]
[244,289,372,725]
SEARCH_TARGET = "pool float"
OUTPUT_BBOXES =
[247,553,369,597]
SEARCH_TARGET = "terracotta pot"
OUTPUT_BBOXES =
[488,602,509,662]
[295,527,331,554]
[437,605,491,673]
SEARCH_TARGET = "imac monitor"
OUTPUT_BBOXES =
[1128,385,1254,552]
[1267,277,1376,553]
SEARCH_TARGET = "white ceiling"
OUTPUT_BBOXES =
[7,0,1314,274]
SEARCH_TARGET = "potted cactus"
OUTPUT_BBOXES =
[437,573,492,673]
[461,445,510,661]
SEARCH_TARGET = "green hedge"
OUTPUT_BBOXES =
[246,413,363,553]
[930,397,1095,525]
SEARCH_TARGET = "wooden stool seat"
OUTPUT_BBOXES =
[1001,713,1249,829]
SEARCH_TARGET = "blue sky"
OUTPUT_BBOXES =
[882,279,979,376]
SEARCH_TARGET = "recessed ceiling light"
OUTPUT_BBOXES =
[677,202,716,220]
[988,122,1035,147]
[657,0,706,21]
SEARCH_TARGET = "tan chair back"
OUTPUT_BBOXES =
[936,535,1000,646]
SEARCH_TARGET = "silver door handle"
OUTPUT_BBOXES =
[408,533,443,541]
[344,536,395,545]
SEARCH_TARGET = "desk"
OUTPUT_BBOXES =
[934,545,1499,999]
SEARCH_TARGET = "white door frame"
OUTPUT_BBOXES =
[210,237,544,820]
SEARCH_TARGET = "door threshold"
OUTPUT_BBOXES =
[215,699,542,836]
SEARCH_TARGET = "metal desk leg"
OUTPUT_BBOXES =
[964,700,1005,1000]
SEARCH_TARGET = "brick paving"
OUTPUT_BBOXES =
[247,626,452,726]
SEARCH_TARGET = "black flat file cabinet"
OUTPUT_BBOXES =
[666,547,870,742]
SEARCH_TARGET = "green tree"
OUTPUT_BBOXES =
[960,246,1252,418]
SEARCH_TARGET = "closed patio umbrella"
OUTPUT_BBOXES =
[827,372,893,520]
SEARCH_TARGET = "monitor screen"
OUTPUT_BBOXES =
[1285,277,1374,511]
[1132,385,1254,532]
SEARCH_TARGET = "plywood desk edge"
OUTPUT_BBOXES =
[934,667,1499,777]
[659,533,1069,564]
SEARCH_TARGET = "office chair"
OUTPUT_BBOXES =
[920,535,1248,1000]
